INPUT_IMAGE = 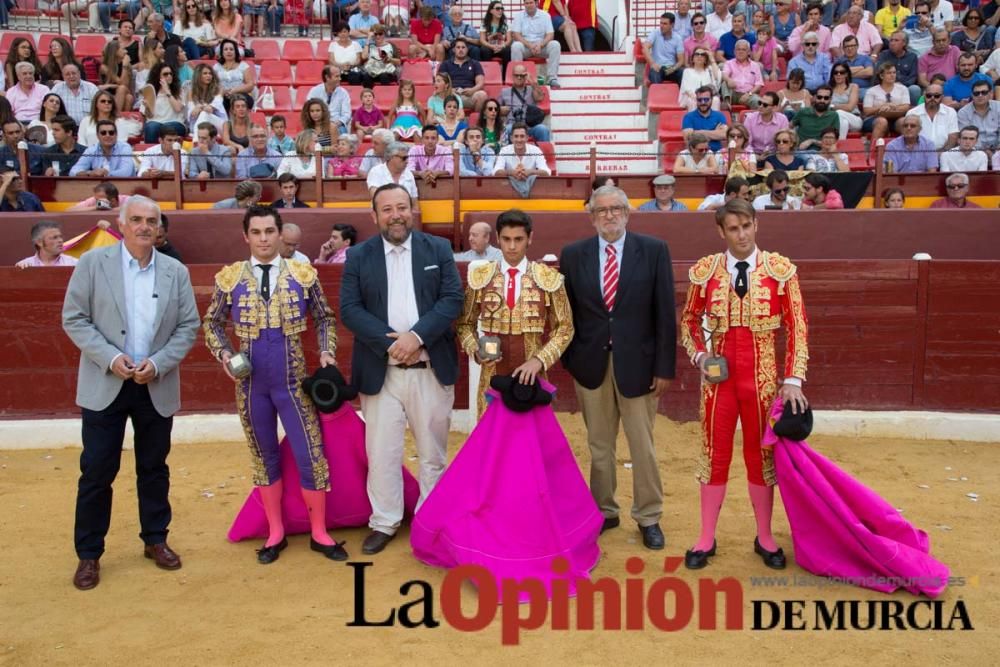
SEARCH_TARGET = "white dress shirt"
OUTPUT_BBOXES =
[122,242,157,366]
[492,143,551,175]
[499,256,528,304]
[383,235,429,363]
[138,144,189,177]
[250,255,281,297]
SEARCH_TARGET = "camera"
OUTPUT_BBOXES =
[96,199,113,210]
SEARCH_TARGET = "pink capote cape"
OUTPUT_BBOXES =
[227,404,420,541]
[764,400,950,597]
[410,382,603,601]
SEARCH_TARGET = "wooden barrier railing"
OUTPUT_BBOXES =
[1,259,997,421]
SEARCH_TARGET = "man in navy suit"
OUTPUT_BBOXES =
[340,183,464,555]
[560,184,677,551]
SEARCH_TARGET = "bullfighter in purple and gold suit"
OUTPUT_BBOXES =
[203,205,348,565]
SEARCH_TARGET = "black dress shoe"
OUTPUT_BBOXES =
[639,523,665,550]
[684,540,717,570]
[310,537,349,561]
[362,530,395,555]
[256,537,288,565]
[754,537,787,570]
[600,517,620,534]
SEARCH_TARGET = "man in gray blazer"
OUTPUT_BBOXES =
[62,195,199,591]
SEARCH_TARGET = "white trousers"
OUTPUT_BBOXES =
[835,109,863,139]
[360,366,453,535]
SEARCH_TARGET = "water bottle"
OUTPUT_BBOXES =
[537,74,545,87]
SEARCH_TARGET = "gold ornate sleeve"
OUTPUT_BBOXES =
[535,284,575,370]
[455,286,481,358]
[781,274,809,380]
[680,282,708,364]
[307,280,337,355]
[202,286,233,361]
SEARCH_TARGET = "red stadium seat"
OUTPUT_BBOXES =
[841,138,869,171]
[0,33,34,59]
[481,60,502,86]
[249,39,281,61]
[660,140,688,172]
[634,37,645,64]
[374,85,399,112]
[536,85,551,115]
[295,60,325,84]
[762,80,785,95]
[282,39,315,62]
[343,85,364,108]
[504,60,537,85]
[647,83,681,113]
[74,34,108,59]
[656,110,687,143]
[414,84,435,106]
[268,86,294,111]
[317,40,333,58]
[538,141,556,174]
[258,60,293,85]
[389,38,410,55]
[37,34,59,58]
[401,60,434,84]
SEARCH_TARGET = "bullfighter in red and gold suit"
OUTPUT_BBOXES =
[680,199,809,571]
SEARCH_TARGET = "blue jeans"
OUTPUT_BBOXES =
[144,120,187,143]
[529,124,550,142]
[648,65,684,85]
[95,1,142,31]
[580,27,596,52]
[266,4,283,35]
[181,37,214,60]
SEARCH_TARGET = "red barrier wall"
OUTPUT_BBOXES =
[2,260,997,421]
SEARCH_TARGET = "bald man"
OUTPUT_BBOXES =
[279,223,311,263]
[454,221,503,262]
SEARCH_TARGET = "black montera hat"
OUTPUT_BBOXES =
[489,375,553,413]
[772,401,814,441]
[302,365,358,413]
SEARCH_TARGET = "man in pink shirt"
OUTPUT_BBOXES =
[918,29,961,88]
[830,6,883,58]
[801,173,844,210]
[15,221,79,268]
[6,62,51,124]
[929,172,981,209]
[315,223,357,264]
[406,125,453,185]
[722,40,764,107]
[743,92,789,154]
[788,3,832,55]
[683,13,719,61]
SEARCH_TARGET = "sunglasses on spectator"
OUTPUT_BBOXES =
[804,42,818,46]
[696,97,711,103]
[514,73,528,77]
[775,138,792,144]
[759,101,772,108]
[98,129,117,135]
[814,95,830,100]
[946,184,967,190]
[925,93,942,99]
[902,123,919,128]
[493,5,504,9]
[772,186,789,194]
[693,20,706,25]
[972,90,991,97]
[833,69,847,74]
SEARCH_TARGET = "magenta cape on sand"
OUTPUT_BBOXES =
[227,404,420,541]
[410,384,603,601]
[764,400,950,597]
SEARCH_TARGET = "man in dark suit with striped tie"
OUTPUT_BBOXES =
[560,184,677,550]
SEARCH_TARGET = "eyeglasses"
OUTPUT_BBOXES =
[485,105,498,110]
[967,14,981,20]
[772,186,789,194]
[901,123,919,128]
[593,205,627,217]
[696,97,711,103]
[98,129,117,135]
[162,72,173,76]
[814,95,831,101]
[833,69,847,75]
[775,138,792,144]
[728,133,741,138]
[493,5,504,9]
[98,98,113,103]
[759,101,771,108]
[972,90,991,97]
[915,10,928,14]
[804,42,818,46]
[946,184,967,190]
[925,93,942,99]
[514,73,527,77]
[692,19,706,25]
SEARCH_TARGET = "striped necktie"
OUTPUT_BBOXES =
[603,245,619,311]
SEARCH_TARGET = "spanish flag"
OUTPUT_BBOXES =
[63,226,122,259]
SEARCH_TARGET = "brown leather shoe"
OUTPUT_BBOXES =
[144,543,182,570]
[73,559,100,590]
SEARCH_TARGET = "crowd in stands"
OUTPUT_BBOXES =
[0,0,997,219]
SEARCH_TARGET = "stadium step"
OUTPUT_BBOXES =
[559,51,634,65]
[548,87,643,103]
[555,142,661,175]
[558,63,636,77]
[552,128,651,143]
[549,113,648,130]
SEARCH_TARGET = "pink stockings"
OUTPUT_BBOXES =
[693,482,778,552]
[258,483,335,547]
[300,488,335,546]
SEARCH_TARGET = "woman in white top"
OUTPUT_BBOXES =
[716,123,758,174]
[174,1,219,59]
[186,63,228,131]
[277,129,320,178]
[806,127,850,172]
[829,63,861,138]
[78,90,136,146]
[141,61,188,143]
[328,24,364,84]
[214,38,257,111]
[28,93,66,146]
[673,132,719,174]
[679,48,722,110]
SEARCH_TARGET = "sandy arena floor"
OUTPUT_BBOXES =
[0,413,995,665]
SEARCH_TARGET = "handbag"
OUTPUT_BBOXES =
[512,86,545,127]
[259,86,275,111]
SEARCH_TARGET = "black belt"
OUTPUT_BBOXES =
[394,362,428,370]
